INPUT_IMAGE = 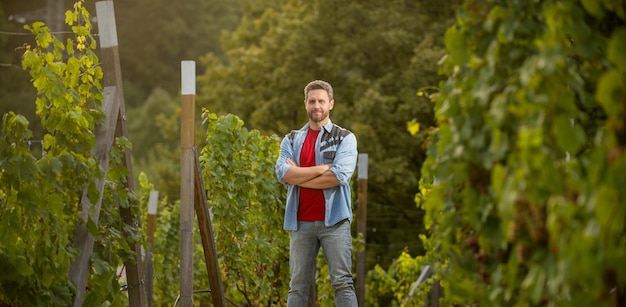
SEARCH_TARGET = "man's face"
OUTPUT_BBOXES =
[305,89,334,124]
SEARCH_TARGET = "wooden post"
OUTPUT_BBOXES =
[180,60,196,307]
[145,190,159,307]
[194,152,227,307]
[308,276,316,307]
[68,86,119,307]
[70,2,147,305]
[96,2,146,306]
[356,154,368,307]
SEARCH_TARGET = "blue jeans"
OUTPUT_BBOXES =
[287,219,357,307]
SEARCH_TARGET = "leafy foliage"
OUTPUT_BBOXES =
[1,1,142,305]
[0,1,103,305]
[200,110,289,305]
[84,136,137,306]
[146,110,291,306]
[418,0,626,306]
[146,186,182,305]
[365,249,427,307]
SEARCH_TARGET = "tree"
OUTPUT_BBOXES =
[127,88,182,202]
[418,0,626,305]
[113,0,243,106]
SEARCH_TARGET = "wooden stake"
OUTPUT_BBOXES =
[97,2,146,305]
[71,2,147,306]
[194,151,227,307]
[180,60,196,307]
[68,86,119,306]
[145,190,159,307]
[356,154,368,307]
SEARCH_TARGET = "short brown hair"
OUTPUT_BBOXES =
[304,80,333,101]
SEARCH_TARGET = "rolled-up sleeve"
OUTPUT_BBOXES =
[328,133,357,186]
[275,136,294,185]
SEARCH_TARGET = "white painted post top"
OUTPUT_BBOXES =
[95,1,118,48]
[148,190,159,215]
[181,61,196,95]
[358,153,368,179]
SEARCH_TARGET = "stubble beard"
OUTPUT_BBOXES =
[308,110,328,123]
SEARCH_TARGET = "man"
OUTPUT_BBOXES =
[275,80,358,306]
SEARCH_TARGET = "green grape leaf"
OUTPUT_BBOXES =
[553,116,586,155]
[92,257,110,275]
[580,0,604,17]
[596,69,623,116]
[608,28,626,73]
[86,217,98,235]
[444,26,468,67]
[14,256,34,277]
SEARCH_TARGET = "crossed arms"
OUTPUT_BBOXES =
[276,131,356,189]
[282,159,339,189]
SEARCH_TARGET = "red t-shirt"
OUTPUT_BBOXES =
[298,128,325,221]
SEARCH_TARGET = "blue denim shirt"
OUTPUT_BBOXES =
[275,120,358,231]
